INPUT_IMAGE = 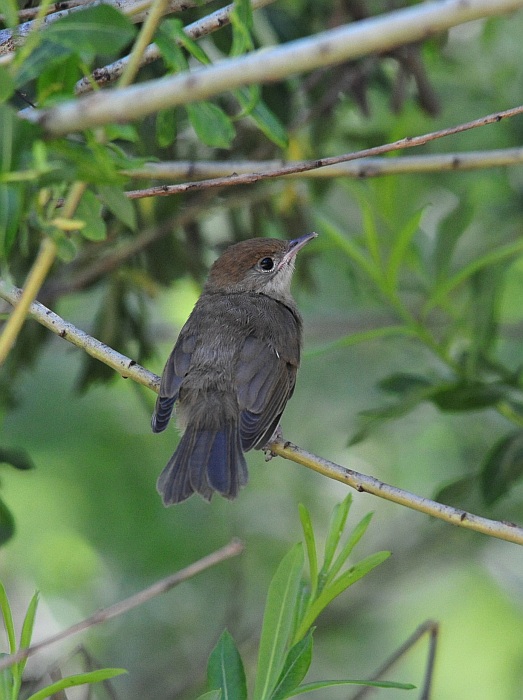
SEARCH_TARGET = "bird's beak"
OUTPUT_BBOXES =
[280,232,317,268]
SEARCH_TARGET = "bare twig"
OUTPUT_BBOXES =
[24,0,523,135]
[75,0,277,94]
[350,621,439,700]
[121,147,523,181]
[0,281,522,545]
[267,440,523,545]
[0,539,244,672]
[0,0,208,56]
[0,280,159,389]
[121,107,523,200]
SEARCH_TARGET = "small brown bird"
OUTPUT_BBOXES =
[152,232,317,504]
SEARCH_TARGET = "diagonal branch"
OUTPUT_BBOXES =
[0,539,244,672]
[121,107,523,200]
[24,0,523,135]
[0,280,522,546]
[121,148,523,181]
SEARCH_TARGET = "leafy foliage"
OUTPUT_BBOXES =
[202,497,410,700]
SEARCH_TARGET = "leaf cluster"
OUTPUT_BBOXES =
[201,496,412,700]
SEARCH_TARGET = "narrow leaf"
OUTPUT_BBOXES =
[481,430,523,505]
[294,552,389,642]
[323,513,373,590]
[17,591,39,676]
[197,692,222,700]
[76,190,106,241]
[298,504,317,601]
[253,544,304,700]
[285,678,415,696]
[271,632,313,700]
[0,499,15,547]
[25,669,126,700]
[97,185,136,231]
[385,209,423,294]
[0,581,16,654]
[186,102,235,149]
[0,68,15,104]
[207,629,247,700]
[321,495,352,579]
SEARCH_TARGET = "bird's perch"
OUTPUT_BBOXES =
[1,280,522,545]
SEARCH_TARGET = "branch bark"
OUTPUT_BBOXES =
[24,0,523,135]
[1,280,521,546]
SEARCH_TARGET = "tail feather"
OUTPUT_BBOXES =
[157,423,248,505]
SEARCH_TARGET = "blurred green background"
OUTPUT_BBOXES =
[2,1,523,698]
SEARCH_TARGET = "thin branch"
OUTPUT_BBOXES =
[350,621,439,700]
[0,539,244,672]
[0,281,521,546]
[0,0,91,23]
[75,0,277,94]
[24,0,523,135]
[267,441,523,545]
[121,148,523,181]
[0,0,207,55]
[121,107,523,200]
[0,280,159,389]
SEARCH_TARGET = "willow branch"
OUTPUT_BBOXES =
[0,539,244,672]
[25,0,523,135]
[75,0,277,94]
[267,441,523,545]
[0,0,207,55]
[0,280,159,389]
[0,280,521,545]
[122,148,523,181]
[121,107,523,200]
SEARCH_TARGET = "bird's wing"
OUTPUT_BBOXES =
[151,331,197,433]
[237,332,299,451]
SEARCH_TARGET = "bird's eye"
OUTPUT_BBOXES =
[258,257,275,271]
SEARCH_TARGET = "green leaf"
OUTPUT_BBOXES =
[0,447,35,470]
[0,0,18,28]
[42,6,136,61]
[155,108,177,148]
[253,543,304,700]
[230,0,254,56]
[0,581,16,654]
[285,678,415,696]
[0,184,23,258]
[97,185,136,231]
[0,67,15,104]
[15,41,73,88]
[323,513,373,591]
[25,668,126,700]
[270,632,313,700]
[0,659,14,700]
[155,24,188,72]
[36,51,81,104]
[186,102,236,149]
[235,89,288,148]
[424,239,523,313]
[321,494,352,579]
[197,692,222,700]
[433,200,474,280]
[298,504,317,601]
[481,431,523,505]
[76,189,106,241]
[294,552,390,642]
[207,630,247,700]
[165,18,212,65]
[378,373,434,396]
[0,499,15,547]
[431,381,507,411]
[385,209,423,294]
[18,591,39,676]
[318,215,382,289]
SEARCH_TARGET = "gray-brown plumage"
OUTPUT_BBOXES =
[152,233,316,504]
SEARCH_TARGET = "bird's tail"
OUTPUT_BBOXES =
[157,422,248,504]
